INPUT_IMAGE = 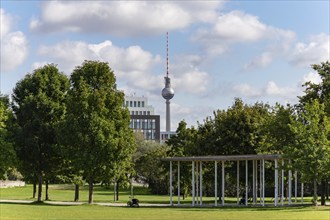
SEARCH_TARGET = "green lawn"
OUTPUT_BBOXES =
[0,184,170,204]
[1,203,329,220]
[1,185,329,220]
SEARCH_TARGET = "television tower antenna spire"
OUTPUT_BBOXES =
[166,32,169,77]
[162,32,175,132]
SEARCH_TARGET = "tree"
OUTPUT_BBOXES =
[207,98,270,156]
[299,61,330,114]
[134,140,170,194]
[0,94,16,179]
[166,120,197,199]
[258,103,295,154]
[12,64,69,202]
[286,100,330,205]
[297,61,330,205]
[62,60,135,204]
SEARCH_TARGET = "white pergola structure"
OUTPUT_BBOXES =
[162,154,304,207]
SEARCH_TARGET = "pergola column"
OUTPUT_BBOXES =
[255,160,258,203]
[200,161,203,205]
[294,171,297,204]
[253,160,256,205]
[288,169,292,205]
[222,161,225,206]
[245,160,248,206]
[170,161,173,206]
[275,159,278,207]
[177,161,180,205]
[252,160,256,204]
[301,182,304,204]
[196,161,199,204]
[192,161,195,206]
[237,161,240,205]
[281,160,284,206]
[262,159,265,206]
[259,160,262,205]
[215,161,218,206]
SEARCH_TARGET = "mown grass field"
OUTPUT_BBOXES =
[1,185,329,220]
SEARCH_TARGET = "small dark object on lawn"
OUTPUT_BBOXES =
[127,198,139,207]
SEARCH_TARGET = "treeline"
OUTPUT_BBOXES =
[156,62,329,205]
[0,61,329,205]
[0,61,135,204]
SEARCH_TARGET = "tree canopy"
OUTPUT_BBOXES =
[12,64,69,202]
[61,60,135,204]
[0,94,16,179]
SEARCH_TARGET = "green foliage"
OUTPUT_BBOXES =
[166,120,197,198]
[12,64,69,200]
[299,61,330,114]
[258,103,294,154]
[286,100,330,183]
[297,61,330,205]
[0,94,16,179]
[61,60,135,203]
[167,120,197,157]
[134,139,169,194]
[191,98,271,156]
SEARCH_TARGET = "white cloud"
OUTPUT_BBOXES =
[36,40,210,96]
[37,40,162,90]
[290,33,330,67]
[192,11,269,55]
[30,1,223,35]
[0,9,28,72]
[169,54,210,94]
[213,11,267,42]
[174,70,209,94]
[264,81,297,98]
[233,83,261,97]
[300,71,322,85]
[0,8,11,38]
[244,52,273,70]
[233,81,299,102]
[192,10,296,68]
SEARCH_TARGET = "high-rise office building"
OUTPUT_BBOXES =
[125,96,160,141]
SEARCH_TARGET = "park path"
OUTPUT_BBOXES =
[0,199,170,207]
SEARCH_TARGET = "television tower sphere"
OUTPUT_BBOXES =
[162,77,174,100]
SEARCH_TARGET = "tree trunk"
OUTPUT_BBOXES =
[321,180,325,206]
[116,181,119,201]
[88,177,93,204]
[33,181,37,198]
[326,182,329,200]
[74,184,79,202]
[45,180,49,201]
[37,174,42,202]
[113,180,116,202]
[313,179,318,205]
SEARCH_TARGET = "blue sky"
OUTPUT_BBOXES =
[1,0,329,131]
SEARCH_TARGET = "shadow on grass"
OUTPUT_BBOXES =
[2,200,328,212]
[175,205,330,212]
[0,201,78,207]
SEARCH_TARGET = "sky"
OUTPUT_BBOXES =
[1,0,329,131]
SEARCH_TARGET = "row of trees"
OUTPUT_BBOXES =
[1,61,135,204]
[165,62,330,205]
[1,60,329,205]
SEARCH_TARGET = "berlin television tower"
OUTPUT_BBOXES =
[161,32,175,132]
